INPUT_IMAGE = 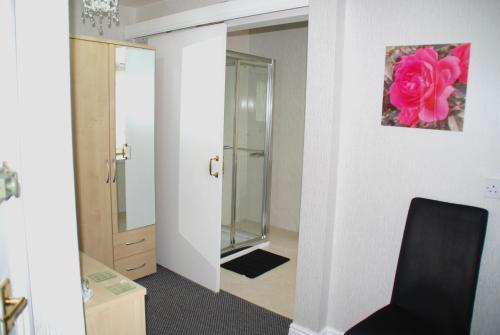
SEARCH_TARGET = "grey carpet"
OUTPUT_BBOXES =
[137,265,292,335]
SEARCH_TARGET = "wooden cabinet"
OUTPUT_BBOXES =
[113,225,157,280]
[71,35,156,279]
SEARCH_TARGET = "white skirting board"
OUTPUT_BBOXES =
[289,323,343,335]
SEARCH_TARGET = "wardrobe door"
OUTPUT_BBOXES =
[71,39,114,268]
[110,45,156,234]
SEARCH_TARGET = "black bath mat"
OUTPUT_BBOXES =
[221,249,290,278]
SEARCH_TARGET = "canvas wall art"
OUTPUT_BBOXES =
[382,43,470,131]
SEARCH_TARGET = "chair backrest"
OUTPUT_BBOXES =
[391,197,488,334]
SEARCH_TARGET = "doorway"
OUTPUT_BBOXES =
[220,22,308,318]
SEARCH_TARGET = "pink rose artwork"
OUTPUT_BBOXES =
[451,43,471,84]
[382,43,470,131]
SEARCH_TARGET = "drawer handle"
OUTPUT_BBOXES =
[126,263,146,272]
[125,238,145,246]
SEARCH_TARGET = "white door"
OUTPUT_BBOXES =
[0,1,33,334]
[1,1,85,334]
[149,23,227,292]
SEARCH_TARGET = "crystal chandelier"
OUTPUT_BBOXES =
[81,0,120,35]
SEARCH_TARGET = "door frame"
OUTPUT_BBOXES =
[126,1,342,334]
[4,1,86,333]
[125,0,309,39]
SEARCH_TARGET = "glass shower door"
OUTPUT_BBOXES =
[234,62,270,245]
[221,51,273,253]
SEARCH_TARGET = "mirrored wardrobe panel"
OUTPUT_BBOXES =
[113,46,156,233]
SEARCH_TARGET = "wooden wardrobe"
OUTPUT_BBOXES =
[70,35,157,280]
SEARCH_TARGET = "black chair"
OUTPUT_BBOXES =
[346,197,488,335]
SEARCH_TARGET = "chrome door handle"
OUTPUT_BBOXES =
[112,159,117,183]
[105,160,110,184]
[209,155,219,178]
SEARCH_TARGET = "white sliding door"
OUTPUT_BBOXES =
[149,23,227,292]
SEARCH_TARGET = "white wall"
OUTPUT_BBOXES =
[69,0,136,40]
[227,23,308,233]
[292,0,343,332]
[327,0,500,334]
[227,30,250,53]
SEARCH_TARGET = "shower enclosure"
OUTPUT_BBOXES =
[221,51,274,253]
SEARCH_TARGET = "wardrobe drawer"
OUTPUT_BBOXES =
[114,249,156,280]
[113,225,156,260]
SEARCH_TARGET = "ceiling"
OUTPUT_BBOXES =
[120,0,162,7]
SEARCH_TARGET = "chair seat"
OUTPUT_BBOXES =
[345,304,439,335]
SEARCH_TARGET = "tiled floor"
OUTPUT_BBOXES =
[221,226,299,318]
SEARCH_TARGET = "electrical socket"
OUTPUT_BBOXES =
[484,178,500,199]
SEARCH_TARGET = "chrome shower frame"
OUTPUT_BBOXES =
[221,50,275,254]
